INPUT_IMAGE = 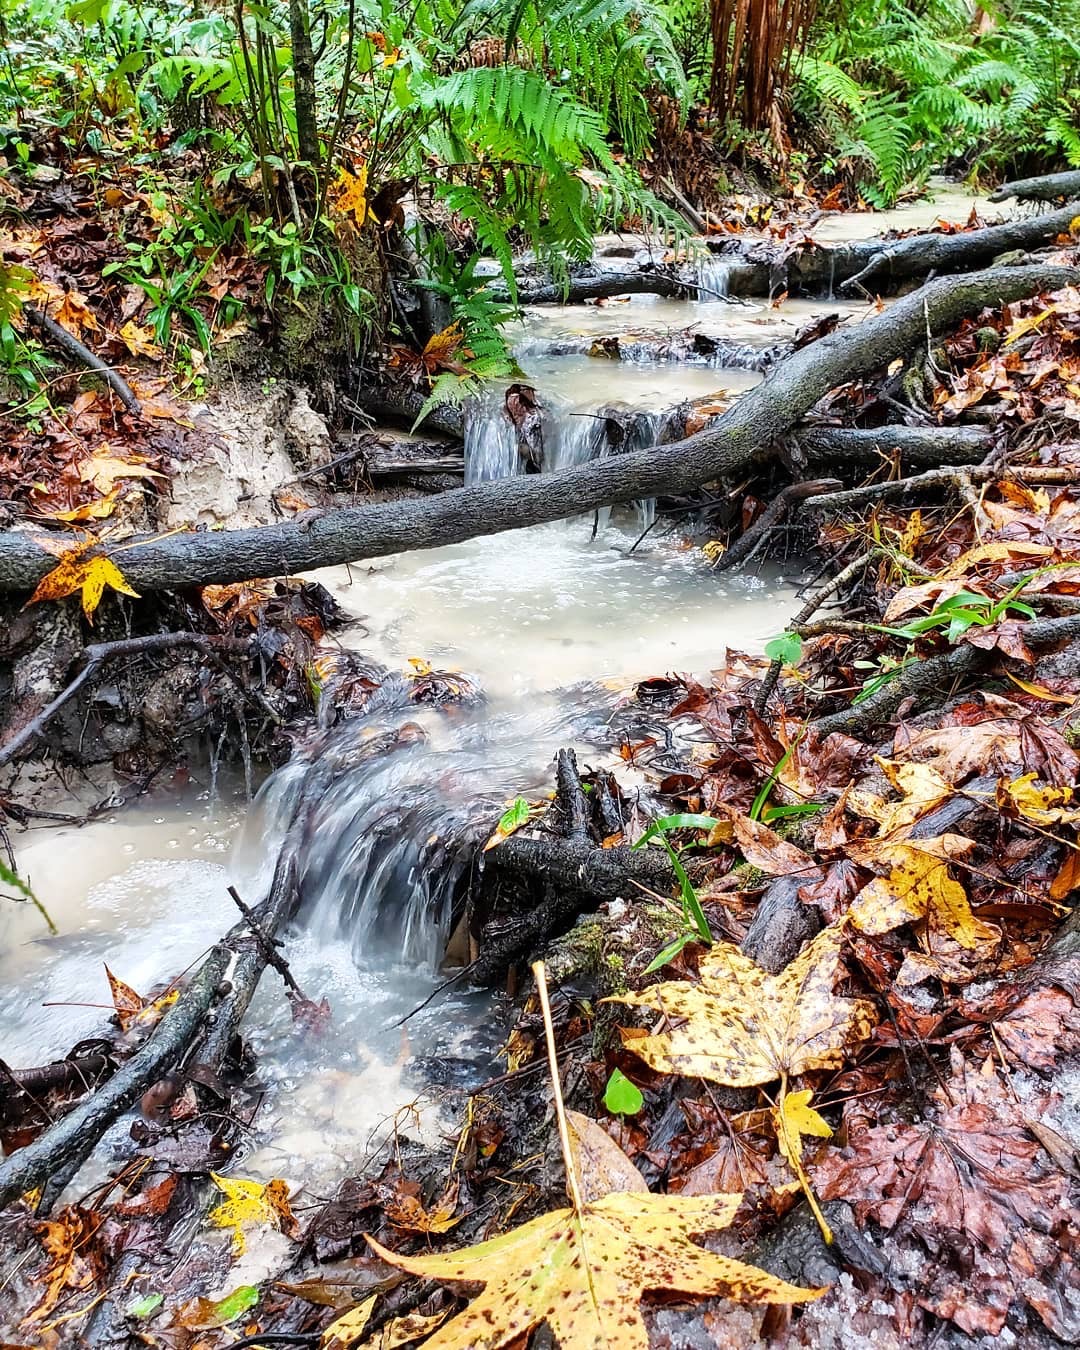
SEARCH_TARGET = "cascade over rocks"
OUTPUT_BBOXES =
[0,264,1072,597]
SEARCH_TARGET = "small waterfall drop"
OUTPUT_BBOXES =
[695,252,731,302]
[463,389,601,484]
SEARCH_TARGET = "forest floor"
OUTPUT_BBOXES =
[1,138,1080,1350]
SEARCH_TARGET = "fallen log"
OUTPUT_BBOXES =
[487,267,696,306]
[0,265,1074,596]
[989,171,1080,204]
[0,944,232,1211]
[0,850,299,1213]
[796,424,996,469]
[809,613,1080,740]
[836,200,1079,293]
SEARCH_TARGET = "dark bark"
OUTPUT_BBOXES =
[288,0,320,169]
[470,835,675,984]
[796,424,995,469]
[0,265,1074,597]
[487,268,696,306]
[989,171,1080,204]
[740,872,824,973]
[0,945,232,1211]
[24,306,141,416]
[836,201,1080,293]
[809,614,1080,740]
[712,478,842,572]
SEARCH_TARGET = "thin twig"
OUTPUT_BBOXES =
[24,307,141,417]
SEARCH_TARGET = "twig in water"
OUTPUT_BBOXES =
[226,884,304,998]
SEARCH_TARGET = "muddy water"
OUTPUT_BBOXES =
[0,191,999,1220]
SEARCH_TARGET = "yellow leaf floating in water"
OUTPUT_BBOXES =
[608,924,877,1087]
[208,1173,297,1255]
[28,547,140,621]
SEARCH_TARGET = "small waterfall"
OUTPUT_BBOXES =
[464,388,522,484]
[240,658,615,972]
[695,253,731,302]
[463,390,601,483]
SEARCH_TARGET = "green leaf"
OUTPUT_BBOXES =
[0,860,56,933]
[603,1068,644,1116]
[196,1285,259,1327]
[126,1293,164,1320]
[632,814,718,849]
[643,930,696,974]
[765,632,803,666]
[498,796,530,834]
[762,802,824,822]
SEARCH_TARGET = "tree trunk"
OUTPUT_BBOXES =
[289,0,320,170]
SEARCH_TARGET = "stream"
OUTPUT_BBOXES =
[0,186,994,1223]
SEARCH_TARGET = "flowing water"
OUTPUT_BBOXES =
[0,190,995,1227]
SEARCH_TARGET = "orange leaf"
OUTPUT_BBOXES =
[28,549,140,621]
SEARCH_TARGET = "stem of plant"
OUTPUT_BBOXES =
[532,960,585,1215]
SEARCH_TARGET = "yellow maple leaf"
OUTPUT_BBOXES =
[368,1188,819,1350]
[848,758,953,838]
[334,164,371,228]
[52,289,98,336]
[208,1173,296,1255]
[367,961,822,1349]
[848,835,999,949]
[774,1087,832,1168]
[773,1086,835,1243]
[28,550,140,622]
[118,320,164,360]
[608,925,877,1088]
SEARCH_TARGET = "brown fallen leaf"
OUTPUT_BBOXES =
[816,1082,1072,1337]
[609,924,876,1087]
[705,804,815,876]
[566,1109,648,1203]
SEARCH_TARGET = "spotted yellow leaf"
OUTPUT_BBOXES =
[321,1294,377,1348]
[334,164,372,228]
[849,835,999,949]
[367,1188,821,1350]
[608,925,876,1087]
